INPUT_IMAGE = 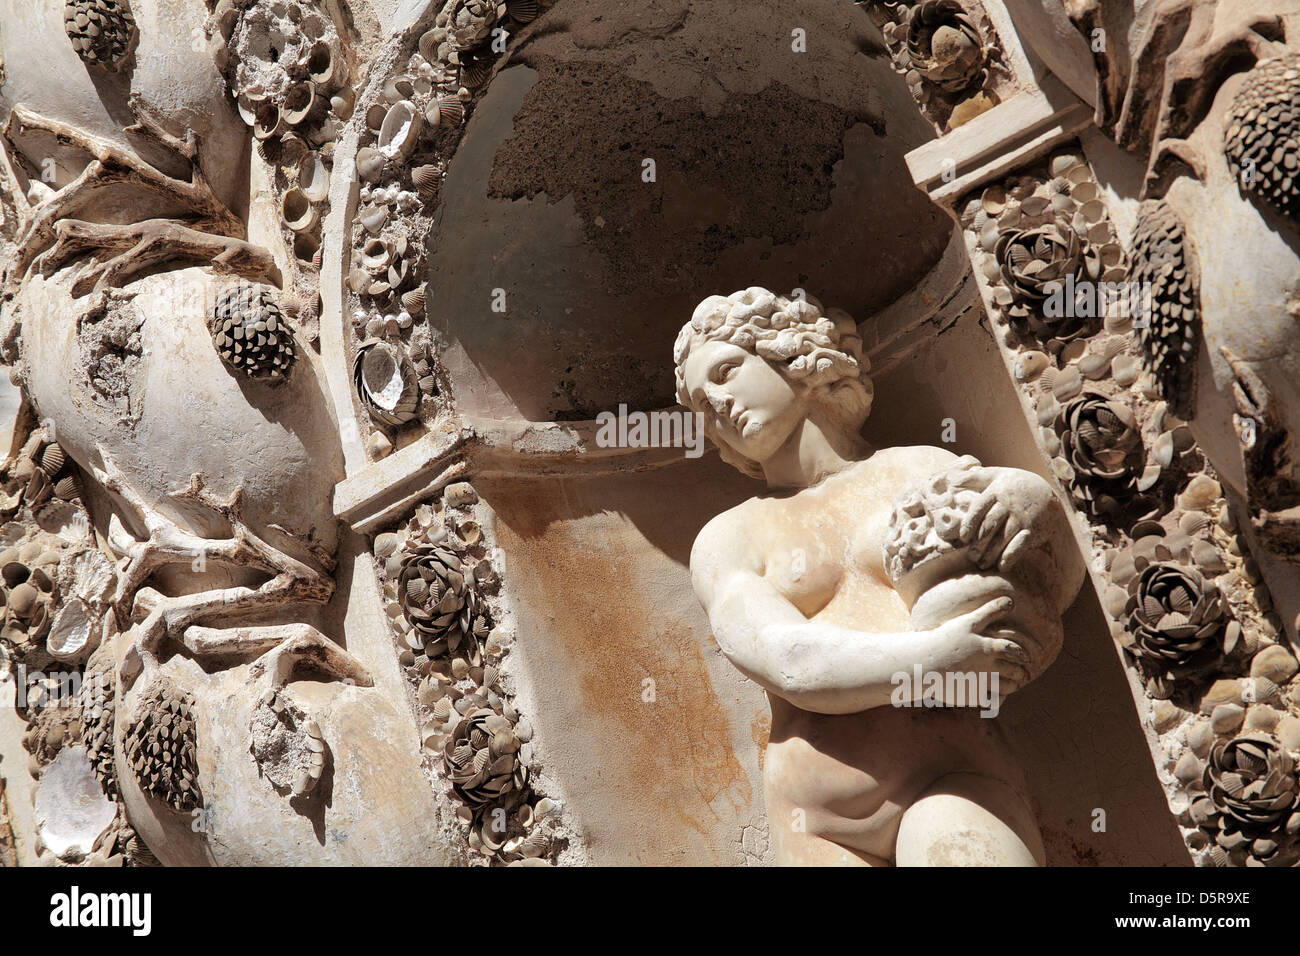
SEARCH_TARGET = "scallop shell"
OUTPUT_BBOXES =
[53,476,80,501]
[412,164,439,201]
[365,103,387,133]
[39,443,65,476]
[507,0,539,22]
[459,57,491,90]
[401,285,426,316]
[437,96,464,127]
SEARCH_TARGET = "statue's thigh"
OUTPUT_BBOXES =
[895,771,1045,867]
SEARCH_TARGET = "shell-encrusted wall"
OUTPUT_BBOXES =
[340,1,553,459]
[0,411,160,866]
[960,145,1300,866]
[208,0,359,333]
[371,479,563,865]
[861,0,1008,131]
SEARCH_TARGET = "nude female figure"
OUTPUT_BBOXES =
[675,287,1084,866]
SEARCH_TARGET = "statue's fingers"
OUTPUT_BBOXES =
[968,595,1014,633]
[960,491,995,540]
[997,528,1033,573]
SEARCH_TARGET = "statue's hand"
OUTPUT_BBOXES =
[952,467,1050,572]
[925,596,1030,699]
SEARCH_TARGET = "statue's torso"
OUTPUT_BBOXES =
[727,446,1027,862]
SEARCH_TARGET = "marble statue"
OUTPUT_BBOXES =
[676,287,1084,865]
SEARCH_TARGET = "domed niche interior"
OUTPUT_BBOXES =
[424,0,953,422]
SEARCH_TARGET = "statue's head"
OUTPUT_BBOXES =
[673,287,872,478]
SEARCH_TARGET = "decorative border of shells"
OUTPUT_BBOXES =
[860,0,1008,132]
[960,146,1300,867]
[371,480,562,865]
[341,0,547,460]
[0,417,160,866]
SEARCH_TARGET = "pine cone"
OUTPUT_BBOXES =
[1131,200,1200,419]
[397,544,478,650]
[1224,54,1300,223]
[209,283,297,381]
[81,641,118,798]
[123,680,201,812]
[64,0,137,70]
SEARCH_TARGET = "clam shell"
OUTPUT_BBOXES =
[377,100,422,160]
[298,151,331,203]
[306,40,340,89]
[281,188,318,233]
[46,598,96,662]
[356,146,385,183]
[253,101,284,141]
[282,82,317,127]
[382,75,415,104]
[354,340,420,428]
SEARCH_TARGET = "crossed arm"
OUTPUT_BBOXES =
[690,514,1028,716]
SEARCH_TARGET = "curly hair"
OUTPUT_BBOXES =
[673,287,873,478]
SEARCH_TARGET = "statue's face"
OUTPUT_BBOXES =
[680,339,809,464]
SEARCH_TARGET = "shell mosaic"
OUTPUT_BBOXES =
[962,145,1300,866]
[340,1,555,455]
[861,0,1005,130]
[372,483,560,865]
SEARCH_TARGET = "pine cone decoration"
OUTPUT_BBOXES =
[1224,54,1300,223]
[209,283,297,381]
[442,706,527,806]
[1191,733,1300,865]
[1053,394,1144,517]
[123,680,201,812]
[1131,200,1200,420]
[1122,563,1224,697]
[81,641,118,798]
[397,544,478,650]
[64,0,137,70]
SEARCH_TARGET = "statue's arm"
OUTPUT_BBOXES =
[690,515,1027,715]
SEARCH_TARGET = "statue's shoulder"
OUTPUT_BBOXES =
[853,445,970,491]
[690,495,767,573]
